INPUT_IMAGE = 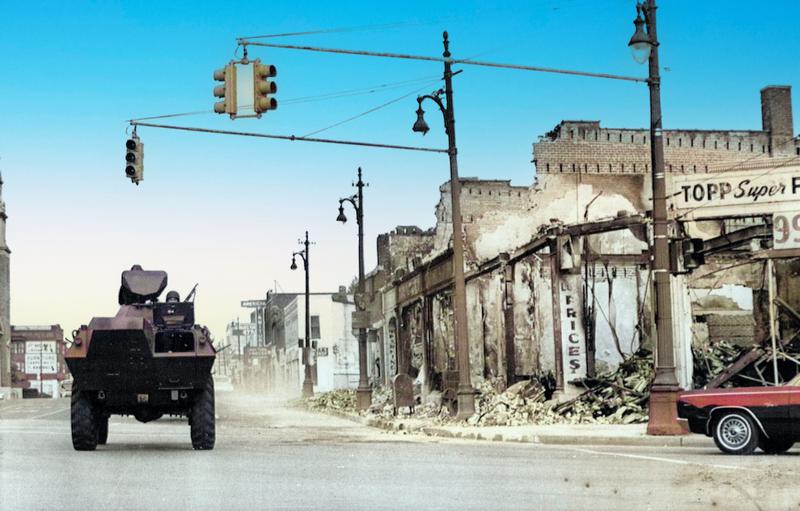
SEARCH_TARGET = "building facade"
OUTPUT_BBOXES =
[0,173,10,396]
[263,289,358,395]
[362,85,798,404]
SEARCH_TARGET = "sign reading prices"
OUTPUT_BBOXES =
[773,212,800,250]
[671,162,800,220]
[560,275,587,382]
[25,341,58,374]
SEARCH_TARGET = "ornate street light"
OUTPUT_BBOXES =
[291,232,314,398]
[412,101,430,135]
[628,0,683,436]
[336,167,372,410]
[628,6,653,64]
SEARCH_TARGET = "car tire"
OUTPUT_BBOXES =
[758,437,794,454]
[71,386,98,451]
[97,415,109,445]
[712,412,759,455]
[190,376,215,450]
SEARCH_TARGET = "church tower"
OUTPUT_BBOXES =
[0,171,10,392]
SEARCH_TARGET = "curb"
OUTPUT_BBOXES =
[306,408,713,448]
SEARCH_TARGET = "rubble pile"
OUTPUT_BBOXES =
[691,340,748,388]
[366,385,395,417]
[469,350,654,426]
[303,389,356,413]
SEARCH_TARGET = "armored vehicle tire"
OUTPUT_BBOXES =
[97,416,109,445]
[758,437,794,454]
[71,387,98,451]
[190,377,215,450]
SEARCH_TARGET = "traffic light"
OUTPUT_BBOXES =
[213,62,237,117]
[253,59,277,115]
[125,136,144,185]
[670,237,705,273]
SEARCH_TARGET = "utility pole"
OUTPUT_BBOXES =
[337,167,372,410]
[412,32,475,419]
[629,0,683,435]
[292,231,314,398]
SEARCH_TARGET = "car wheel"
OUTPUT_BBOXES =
[713,412,759,455]
[96,415,109,445]
[190,376,215,450]
[758,437,794,454]
[71,386,98,451]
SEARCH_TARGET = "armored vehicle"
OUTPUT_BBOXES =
[65,266,216,451]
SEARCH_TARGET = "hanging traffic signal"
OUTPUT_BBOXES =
[213,62,237,117]
[125,136,144,185]
[253,60,277,115]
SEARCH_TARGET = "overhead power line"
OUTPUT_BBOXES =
[239,41,647,83]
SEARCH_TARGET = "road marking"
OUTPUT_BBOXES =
[565,446,789,474]
[28,406,70,420]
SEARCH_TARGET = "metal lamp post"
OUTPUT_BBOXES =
[412,31,475,419]
[291,231,314,398]
[628,0,683,435]
[336,167,372,410]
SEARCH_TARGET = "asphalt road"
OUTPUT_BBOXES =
[1,392,799,511]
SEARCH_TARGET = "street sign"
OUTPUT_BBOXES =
[244,346,270,357]
[241,299,267,308]
[352,310,370,329]
[670,162,800,220]
[773,212,800,250]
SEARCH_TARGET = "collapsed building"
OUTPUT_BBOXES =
[360,85,800,409]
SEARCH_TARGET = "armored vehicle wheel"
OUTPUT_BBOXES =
[71,387,98,451]
[97,415,109,445]
[190,376,215,450]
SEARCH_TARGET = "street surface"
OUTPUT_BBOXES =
[1,392,799,511]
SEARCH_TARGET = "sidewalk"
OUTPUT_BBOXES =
[318,409,714,448]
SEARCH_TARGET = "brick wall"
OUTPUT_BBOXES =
[533,86,799,176]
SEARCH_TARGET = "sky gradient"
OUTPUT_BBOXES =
[1,0,798,338]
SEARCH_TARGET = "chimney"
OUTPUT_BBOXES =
[760,86,794,154]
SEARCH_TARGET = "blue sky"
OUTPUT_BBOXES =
[1,0,798,337]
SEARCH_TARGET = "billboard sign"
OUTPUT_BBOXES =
[671,163,800,220]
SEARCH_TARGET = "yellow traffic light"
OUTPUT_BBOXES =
[213,63,237,116]
[253,60,277,115]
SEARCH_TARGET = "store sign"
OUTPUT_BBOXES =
[25,341,58,374]
[773,212,800,250]
[560,276,587,382]
[671,165,800,220]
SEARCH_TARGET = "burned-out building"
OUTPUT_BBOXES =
[362,85,799,406]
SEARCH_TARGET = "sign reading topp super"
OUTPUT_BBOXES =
[671,163,800,220]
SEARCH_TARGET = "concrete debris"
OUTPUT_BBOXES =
[467,352,654,426]
[303,389,357,413]
[692,340,748,388]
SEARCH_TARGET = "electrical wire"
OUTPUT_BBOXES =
[300,80,440,137]
[125,75,443,123]
[238,22,418,41]
[127,110,212,122]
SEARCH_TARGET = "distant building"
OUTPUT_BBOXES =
[0,173,10,396]
[10,325,66,398]
[264,288,358,395]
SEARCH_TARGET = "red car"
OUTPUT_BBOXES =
[678,376,800,455]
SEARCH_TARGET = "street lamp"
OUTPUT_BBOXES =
[336,167,372,411]
[628,0,683,435]
[291,231,314,398]
[411,31,475,420]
